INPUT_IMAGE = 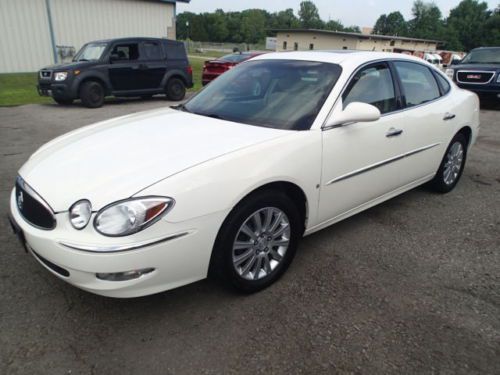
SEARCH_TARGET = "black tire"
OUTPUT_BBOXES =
[430,133,468,193]
[53,97,73,105]
[165,78,186,101]
[79,81,105,108]
[209,190,303,293]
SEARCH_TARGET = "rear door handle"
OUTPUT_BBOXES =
[386,127,403,137]
[443,113,456,121]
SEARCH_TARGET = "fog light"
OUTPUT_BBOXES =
[96,268,155,281]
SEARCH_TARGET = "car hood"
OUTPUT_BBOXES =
[453,63,500,71]
[19,108,289,212]
[41,61,97,71]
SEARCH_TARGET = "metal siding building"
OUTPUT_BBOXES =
[0,0,189,73]
[273,29,441,54]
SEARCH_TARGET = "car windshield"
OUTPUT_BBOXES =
[183,60,342,130]
[461,48,500,64]
[220,53,252,63]
[73,42,108,62]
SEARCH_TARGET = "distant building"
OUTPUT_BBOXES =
[361,27,373,35]
[272,29,442,54]
[0,0,190,73]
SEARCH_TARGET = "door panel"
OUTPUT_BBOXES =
[319,113,409,223]
[392,61,453,180]
[108,43,143,91]
[139,41,166,89]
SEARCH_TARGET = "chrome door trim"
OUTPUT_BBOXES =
[325,142,442,185]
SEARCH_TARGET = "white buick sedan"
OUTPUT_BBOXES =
[9,51,479,297]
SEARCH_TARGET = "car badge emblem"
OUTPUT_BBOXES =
[17,191,24,211]
[467,74,481,79]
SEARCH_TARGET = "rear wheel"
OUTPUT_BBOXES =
[430,133,467,193]
[210,190,302,293]
[80,81,105,108]
[165,78,186,101]
[53,97,73,105]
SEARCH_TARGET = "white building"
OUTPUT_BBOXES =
[0,0,190,73]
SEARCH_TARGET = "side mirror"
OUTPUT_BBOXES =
[109,53,120,63]
[326,102,381,127]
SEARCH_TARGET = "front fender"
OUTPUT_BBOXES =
[136,130,322,229]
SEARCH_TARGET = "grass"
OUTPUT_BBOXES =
[0,57,210,106]
[0,73,51,106]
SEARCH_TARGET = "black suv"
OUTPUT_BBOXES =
[446,47,500,100]
[37,37,193,108]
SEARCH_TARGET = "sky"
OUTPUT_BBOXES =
[177,0,496,28]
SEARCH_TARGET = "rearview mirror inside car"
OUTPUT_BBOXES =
[325,102,381,128]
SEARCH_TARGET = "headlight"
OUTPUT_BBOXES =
[445,69,454,79]
[54,72,68,81]
[94,197,174,237]
[69,200,92,230]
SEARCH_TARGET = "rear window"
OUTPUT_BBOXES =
[220,54,250,63]
[142,42,162,60]
[394,61,441,107]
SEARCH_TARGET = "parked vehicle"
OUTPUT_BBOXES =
[446,47,500,100]
[439,51,463,67]
[37,37,193,108]
[202,51,265,85]
[11,51,479,298]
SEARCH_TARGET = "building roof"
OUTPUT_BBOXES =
[271,28,443,44]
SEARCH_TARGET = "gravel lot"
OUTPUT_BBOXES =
[0,98,499,374]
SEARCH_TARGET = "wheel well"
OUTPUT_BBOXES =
[78,77,108,96]
[243,182,308,233]
[458,126,472,147]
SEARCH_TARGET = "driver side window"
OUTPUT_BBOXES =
[111,43,140,61]
[343,64,397,114]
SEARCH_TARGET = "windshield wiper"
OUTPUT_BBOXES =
[78,58,90,62]
[171,103,190,112]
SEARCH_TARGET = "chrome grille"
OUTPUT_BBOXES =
[15,176,56,230]
[457,71,495,84]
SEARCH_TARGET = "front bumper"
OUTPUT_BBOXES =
[455,82,500,96]
[37,82,73,98]
[9,189,227,298]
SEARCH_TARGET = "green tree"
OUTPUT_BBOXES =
[343,25,361,33]
[240,9,267,44]
[373,14,388,34]
[407,0,445,40]
[373,12,407,36]
[324,19,344,31]
[204,10,228,42]
[270,8,300,29]
[446,0,491,51]
[298,1,323,28]
[482,4,500,46]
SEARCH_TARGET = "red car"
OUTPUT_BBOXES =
[202,51,266,86]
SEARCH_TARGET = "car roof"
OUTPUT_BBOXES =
[87,37,179,44]
[253,50,428,67]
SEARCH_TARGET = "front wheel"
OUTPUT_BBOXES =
[165,78,186,101]
[80,81,105,108]
[210,190,302,293]
[430,133,467,193]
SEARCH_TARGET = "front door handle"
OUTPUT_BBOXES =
[386,127,403,137]
[443,113,456,121]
